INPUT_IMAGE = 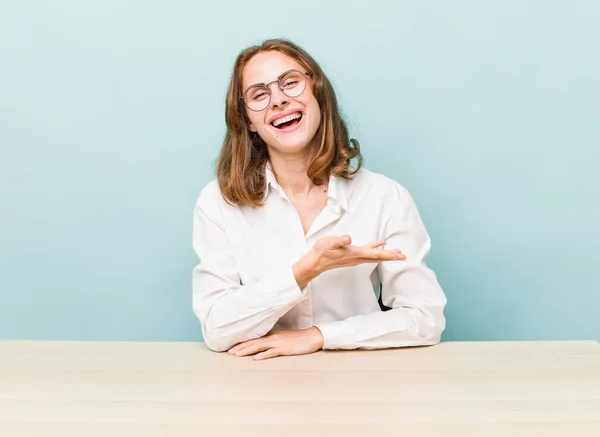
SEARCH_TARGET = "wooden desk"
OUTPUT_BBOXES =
[1,340,599,436]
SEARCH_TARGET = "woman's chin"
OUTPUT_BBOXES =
[268,135,315,155]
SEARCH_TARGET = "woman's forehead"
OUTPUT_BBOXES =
[242,51,304,88]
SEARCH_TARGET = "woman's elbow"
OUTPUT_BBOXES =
[201,323,236,353]
[421,313,445,345]
[193,306,234,352]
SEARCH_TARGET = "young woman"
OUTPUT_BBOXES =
[192,39,447,360]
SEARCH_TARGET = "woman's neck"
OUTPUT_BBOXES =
[268,148,327,197]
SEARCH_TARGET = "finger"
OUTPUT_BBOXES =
[229,337,263,354]
[360,249,406,262]
[363,240,387,249]
[229,339,257,355]
[385,249,406,260]
[230,337,271,356]
[254,348,281,361]
[234,341,272,357]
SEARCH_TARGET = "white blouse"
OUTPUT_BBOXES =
[192,166,447,352]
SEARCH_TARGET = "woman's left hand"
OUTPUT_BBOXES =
[228,327,324,360]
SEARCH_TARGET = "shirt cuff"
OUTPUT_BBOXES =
[314,320,356,350]
[258,265,306,309]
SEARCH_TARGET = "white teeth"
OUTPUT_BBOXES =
[272,112,302,127]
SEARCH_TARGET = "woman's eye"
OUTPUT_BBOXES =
[252,91,268,100]
[283,80,299,88]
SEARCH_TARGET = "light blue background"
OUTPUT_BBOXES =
[1,1,599,341]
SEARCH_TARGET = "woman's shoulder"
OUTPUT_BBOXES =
[195,179,229,212]
[347,168,422,219]
[348,167,409,198]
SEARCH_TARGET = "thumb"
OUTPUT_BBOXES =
[332,234,351,248]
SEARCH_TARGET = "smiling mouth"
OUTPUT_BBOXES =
[271,112,303,130]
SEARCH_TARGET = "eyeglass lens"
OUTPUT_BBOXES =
[244,70,307,111]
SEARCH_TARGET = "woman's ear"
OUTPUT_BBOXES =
[249,123,257,132]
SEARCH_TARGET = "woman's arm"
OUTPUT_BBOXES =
[193,182,413,353]
[314,185,447,350]
[192,185,307,352]
[194,186,408,353]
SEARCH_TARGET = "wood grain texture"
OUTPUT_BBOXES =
[1,340,599,436]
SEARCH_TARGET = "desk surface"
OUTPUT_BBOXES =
[1,340,599,436]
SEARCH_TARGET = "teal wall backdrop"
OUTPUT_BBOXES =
[1,1,599,342]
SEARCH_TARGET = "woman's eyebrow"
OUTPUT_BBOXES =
[247,70,295,88]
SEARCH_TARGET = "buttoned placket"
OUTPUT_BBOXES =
[267,168,342,329]
[271,184,344,330]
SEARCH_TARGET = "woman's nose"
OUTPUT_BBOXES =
[268,84,289,108]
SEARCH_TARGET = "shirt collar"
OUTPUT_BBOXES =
[264,162,283,200]
[326,173,349,212]
[263,162,349,213]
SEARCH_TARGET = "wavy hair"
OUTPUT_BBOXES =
[217,38,362,207]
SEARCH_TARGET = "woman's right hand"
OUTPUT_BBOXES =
[292,235,406,289]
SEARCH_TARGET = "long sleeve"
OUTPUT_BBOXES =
[315,184,447,350]
[192,184,306,352]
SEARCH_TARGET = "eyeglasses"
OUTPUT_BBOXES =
[241,69,312,112]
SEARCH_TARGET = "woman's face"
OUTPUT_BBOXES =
[242,51,321,156]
